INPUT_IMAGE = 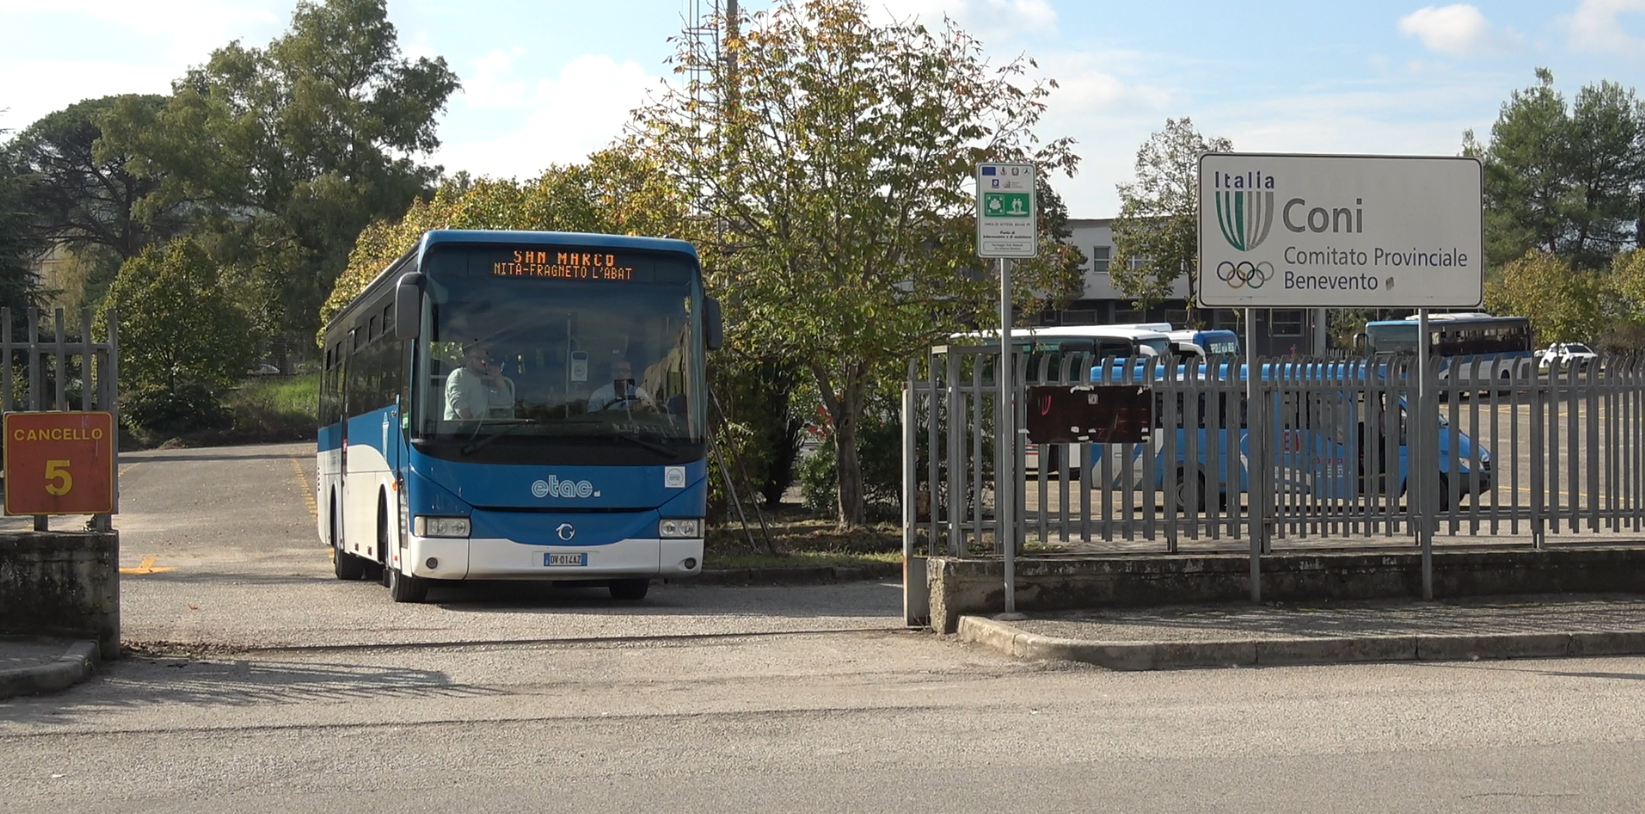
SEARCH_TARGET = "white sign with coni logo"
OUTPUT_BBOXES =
[1197,153,1483,308]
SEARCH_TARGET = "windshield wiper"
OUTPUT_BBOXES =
[604,431,676,456]
[460,419,545,456]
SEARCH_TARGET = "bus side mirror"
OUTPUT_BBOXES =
[703,296,724,351]
[394,273,424,340]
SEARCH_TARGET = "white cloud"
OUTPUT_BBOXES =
[460,48,531,109]
[1397,4,1520,57]
[5,0,285,63]
[1567,0,1645,55]
[0,60,182,132]
[432,55,656,180]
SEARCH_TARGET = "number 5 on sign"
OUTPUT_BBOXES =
[45,459,73,495]
[4,412,115,515]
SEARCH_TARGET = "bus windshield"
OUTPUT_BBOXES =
[412,244,705,445]
[1138,337,1171,357]
[1365,322,1418,355]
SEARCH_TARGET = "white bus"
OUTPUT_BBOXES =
[1359,313,1533,386]
[1109,323,1242,361]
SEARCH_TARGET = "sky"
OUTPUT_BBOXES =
[2,0,1643,218]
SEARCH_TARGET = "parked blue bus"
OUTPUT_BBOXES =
[317,230,722,602]
[1166,328,1240,359]
[1083,360,1493,510]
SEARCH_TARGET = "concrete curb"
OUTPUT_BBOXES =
[689,563,900,586]
[957,616,1645,671]
[0,640,101,700]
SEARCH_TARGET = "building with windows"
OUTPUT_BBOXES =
[1037,218,1327,357]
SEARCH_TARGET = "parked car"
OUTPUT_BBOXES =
[1537,342,1599,371]
[248,362,281,376]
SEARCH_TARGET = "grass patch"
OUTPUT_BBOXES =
[125,374,319,450]
[227,373,319,428]
[706,506,903,569]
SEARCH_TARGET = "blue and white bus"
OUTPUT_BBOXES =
[317,230,722,602]
[1107,323,1241,361]
[1129,361,1493,511]
[1166,328,1240,360]
[1359,313,1532,385]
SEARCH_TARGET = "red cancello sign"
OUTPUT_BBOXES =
[4,411,116,515]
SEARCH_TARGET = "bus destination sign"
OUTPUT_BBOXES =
[491,250,636,282]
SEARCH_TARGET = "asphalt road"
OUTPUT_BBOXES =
[2,442,1643,813]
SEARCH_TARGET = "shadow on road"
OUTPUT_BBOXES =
[5,657,502,727]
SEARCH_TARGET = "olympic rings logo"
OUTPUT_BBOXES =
[1216,260,1274,289]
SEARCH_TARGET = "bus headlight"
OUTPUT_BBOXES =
[659,518,702,538]
[414,516,471,538]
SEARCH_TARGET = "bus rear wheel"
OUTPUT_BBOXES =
[331,499,365,581]
[609,578,649,601]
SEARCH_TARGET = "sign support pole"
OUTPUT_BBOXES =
[1417,308,1434,600]
[1245,308,1263,603]
[1000,256,1016,614]
[974,161,1034,620]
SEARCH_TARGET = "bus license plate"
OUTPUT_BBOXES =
[545,552,588,567]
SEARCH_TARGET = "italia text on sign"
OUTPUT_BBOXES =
[4,411,116,515]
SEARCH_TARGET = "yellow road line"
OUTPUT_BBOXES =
[1511,485,1598,502]
[119,555,176,575]
[290,455,318,519]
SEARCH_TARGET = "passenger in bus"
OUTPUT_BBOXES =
[445,343,515,419]
[588,357,654,412]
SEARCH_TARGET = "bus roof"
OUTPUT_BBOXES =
[1016,325,1170,340]
[423,229,699,257]
[1367,313,1525,327]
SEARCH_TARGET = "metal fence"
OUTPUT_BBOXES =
[904,345,1645,557]
[0,307,120,531]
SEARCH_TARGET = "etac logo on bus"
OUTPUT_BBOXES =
[532,475,600,499]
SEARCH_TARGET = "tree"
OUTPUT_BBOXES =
[102,238,256,430]
[1465,69,1645,271]
[0,131,47,315]
[1110,117,1231,312]
[631,0,1080,526]
[1483,249,1608,345]
[99,0,459,352]
[324,149,698,331]
[6,96,183,261]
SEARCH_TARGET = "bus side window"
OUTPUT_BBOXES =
[1096,339,1131,359]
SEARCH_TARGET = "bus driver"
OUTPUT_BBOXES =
[588,357,654,412]
[445,343,515,419]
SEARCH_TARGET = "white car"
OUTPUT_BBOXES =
[1537,342,1599,371]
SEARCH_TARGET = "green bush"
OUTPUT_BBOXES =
[122,381,230,433]
[798,445,836,514]
[798,402,909,521]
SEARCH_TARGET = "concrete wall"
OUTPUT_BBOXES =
[0,531,120,659]
[926,548,1645,633]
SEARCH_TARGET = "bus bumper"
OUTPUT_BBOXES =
[406,535,704,580]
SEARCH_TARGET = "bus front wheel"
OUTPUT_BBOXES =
[387,564,428,603]
[609,578,649,601]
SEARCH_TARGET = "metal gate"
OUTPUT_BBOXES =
[0,307,120,531]
[905,345,1645,556]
